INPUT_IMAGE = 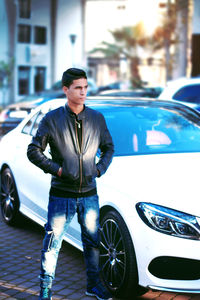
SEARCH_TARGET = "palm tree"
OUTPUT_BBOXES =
[90,22,149,88]
[90,0,191,85]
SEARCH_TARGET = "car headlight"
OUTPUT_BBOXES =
[136,202,200,240]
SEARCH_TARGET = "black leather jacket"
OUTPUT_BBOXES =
[27,104,114,193]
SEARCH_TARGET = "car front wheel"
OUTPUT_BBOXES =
[100,209,141,298]
[0,167,20,225]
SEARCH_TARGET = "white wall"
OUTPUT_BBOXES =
[0,0,9,106]
[54,0,85,82]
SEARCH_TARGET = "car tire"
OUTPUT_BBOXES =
[0,167,20,225]
[100,209,141,299]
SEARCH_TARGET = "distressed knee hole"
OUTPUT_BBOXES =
[51,216,66,237]
[85,210,98,233]
[43,250,57,274]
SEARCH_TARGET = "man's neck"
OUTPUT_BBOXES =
[68,103,84,115]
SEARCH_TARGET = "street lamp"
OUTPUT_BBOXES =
[69,34,77,67]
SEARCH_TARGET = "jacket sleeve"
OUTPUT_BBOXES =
[96,114,114,176]
[27,115,60,176]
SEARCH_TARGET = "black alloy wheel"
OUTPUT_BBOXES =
[0,167,20,225]
[100,210,141,298]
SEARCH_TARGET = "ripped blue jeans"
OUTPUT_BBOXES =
[40,194,100,289]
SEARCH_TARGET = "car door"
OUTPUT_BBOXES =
[14,104,82,248]
[13,108,51,223]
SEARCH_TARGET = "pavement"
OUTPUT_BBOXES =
[0,213,200,300]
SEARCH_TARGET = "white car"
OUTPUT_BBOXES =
[158,77,200,111]
[1,97,200,298]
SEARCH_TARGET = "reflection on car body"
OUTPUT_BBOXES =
[1,98,200,298]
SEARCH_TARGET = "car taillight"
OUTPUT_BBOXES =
[0,110,9,122]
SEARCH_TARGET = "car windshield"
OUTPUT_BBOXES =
[98,105,200,156]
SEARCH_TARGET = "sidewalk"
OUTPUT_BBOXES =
[0,213,199,300]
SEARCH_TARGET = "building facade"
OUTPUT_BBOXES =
[0,0,85,106]
[1,0,200,106]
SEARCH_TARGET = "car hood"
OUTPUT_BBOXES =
[104,152,200,217]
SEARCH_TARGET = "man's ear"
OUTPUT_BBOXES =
[62,86,68,93]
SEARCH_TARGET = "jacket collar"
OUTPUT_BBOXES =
[65,103,86,120]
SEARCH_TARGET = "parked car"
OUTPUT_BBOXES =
[1,98,200,298]
[0,90,66,136]
[0,101,36,136]
[97,81,123,93]
[97,81,163,97]
[98,88,162,98]
[158,77,200,111]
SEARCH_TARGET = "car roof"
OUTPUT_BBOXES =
[17,97,200,130]
[158,77,200,100]
[38,96,200,116]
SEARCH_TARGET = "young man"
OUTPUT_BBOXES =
[27,68,114,300]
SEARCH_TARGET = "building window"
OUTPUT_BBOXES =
[34,26,47,44]
[19,0,31,19]
[18,66,30,95]
[34,67,46,92]
[18,24,31,43]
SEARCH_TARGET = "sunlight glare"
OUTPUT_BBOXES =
[124,0,160,35]
[85,0,161,51]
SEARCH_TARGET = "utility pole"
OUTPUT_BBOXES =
[174,0,191,78]
[165,0,172,81]
[69,34,77,67]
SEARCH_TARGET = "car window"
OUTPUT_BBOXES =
[22,112,39,135]
[22,111,44,136]
[21,102,200,156]
[21,102,66,136]
[22,103,53,136]
[30,111,45,136]
[173,84,200,103]
[100,106,200,156]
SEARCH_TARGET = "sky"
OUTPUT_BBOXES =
[85,0,162,52]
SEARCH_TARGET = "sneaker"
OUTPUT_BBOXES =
[39,287,52,300]
[86,281,112,300]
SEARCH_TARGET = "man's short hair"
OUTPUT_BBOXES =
[62,68,87,87]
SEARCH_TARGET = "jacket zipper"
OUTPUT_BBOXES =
[75,118,83,192]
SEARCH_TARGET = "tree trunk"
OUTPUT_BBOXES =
[130,57,142,88]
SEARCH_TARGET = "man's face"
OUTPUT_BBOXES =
[63,78,88,106]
